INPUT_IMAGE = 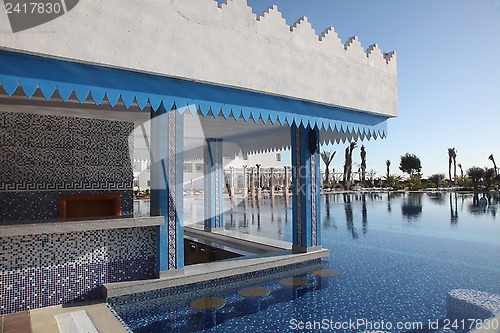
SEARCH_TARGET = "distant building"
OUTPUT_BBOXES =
[133,151,286,191]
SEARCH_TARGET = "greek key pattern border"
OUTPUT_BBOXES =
[311,135,317,246]
[0,181,132,192]
[167,111,177,270]
[295,126,302,247]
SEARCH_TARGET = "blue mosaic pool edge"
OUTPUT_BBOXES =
[108,259,324,322]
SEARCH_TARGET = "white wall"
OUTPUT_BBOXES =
[0,0,397,117]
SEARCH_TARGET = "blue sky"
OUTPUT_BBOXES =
[218,0,500,178]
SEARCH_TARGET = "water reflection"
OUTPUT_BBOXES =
[134,191,500,242]
[469,192,498,218]
[426,192,446,205]
[401,193,423,221]
[323,195,337,230]
[362,194,368,235]
[343,193,358,239]
[449,192,458,225]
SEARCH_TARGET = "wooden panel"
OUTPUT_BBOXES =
[59,193,121,219]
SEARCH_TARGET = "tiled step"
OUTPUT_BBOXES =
[55,310,98,333]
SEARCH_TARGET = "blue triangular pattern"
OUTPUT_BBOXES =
[177,105,186,115]
[0,49,391,140]
[250,111,260,123]
[106,90,120,107]
[21,79,38,98]
[221,107,231,119]
[187,104,197,115]
[276,113,285,126]
[174,98,189,111]
[91,88,106,105]
[259,110,269,124]
[268,115,276,125]
[74,86,90,103]
[149,96,162,111]
[166,99,177,111]
[57,85,73,102]
[0,76,19,95]
[241,109,251,122]
[230,109,241,121]
[211,107,220,118]
[200,106,210,117]
[135,94,149,110]
[121,93,135,109]
[39,81,56,100]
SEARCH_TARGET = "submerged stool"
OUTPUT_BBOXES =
[238,287,270,313]
[312,269,340,290]
[279,277,308,300]
[312,269,340,277]
[190,297,227,329]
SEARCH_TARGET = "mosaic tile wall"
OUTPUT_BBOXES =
[0,227,157,314]
[0,111,134,221]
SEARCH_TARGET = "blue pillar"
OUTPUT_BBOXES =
[150,104,184,272]
[204,138,224,231]
[291,124,321,253]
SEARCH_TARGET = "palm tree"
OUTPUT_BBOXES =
[428,173,445,188]
[467,167,484,191]
[360,145,367,184]
[320,151,336,187]
[384,174,402,188]
[447,148,457,182]
[488,154,498,177]
[458,163,464,178]
[385,160,391,179]
[343,142,357,186]
[484,168,495,191]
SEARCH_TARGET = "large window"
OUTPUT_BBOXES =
[195,163,204,172]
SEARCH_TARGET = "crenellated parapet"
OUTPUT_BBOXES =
[0,0,397,117]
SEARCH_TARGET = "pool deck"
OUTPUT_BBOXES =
[103,225,329,298]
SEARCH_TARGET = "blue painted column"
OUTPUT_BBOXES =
[291,124,321,253]
[204,138,224,231]
[150,103,184,272]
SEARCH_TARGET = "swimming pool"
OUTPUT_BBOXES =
[111,192,500,332]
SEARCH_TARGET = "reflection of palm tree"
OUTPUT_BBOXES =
[321,151,336,187]
[361,194,368,234]
[343,193,358,239]
[449,192,458,224]
[323,195,336,229]
[488,154,498,177]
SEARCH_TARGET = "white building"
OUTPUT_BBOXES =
[133,151,286,191]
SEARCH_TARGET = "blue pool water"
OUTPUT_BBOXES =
[113,192,500,332]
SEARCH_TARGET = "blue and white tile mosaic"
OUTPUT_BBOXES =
[0,111,134,221]
[0,227,156,314]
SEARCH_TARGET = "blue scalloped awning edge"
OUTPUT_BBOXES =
[0,49,389,138]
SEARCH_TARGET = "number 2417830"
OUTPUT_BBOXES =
[5,2,62,14]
